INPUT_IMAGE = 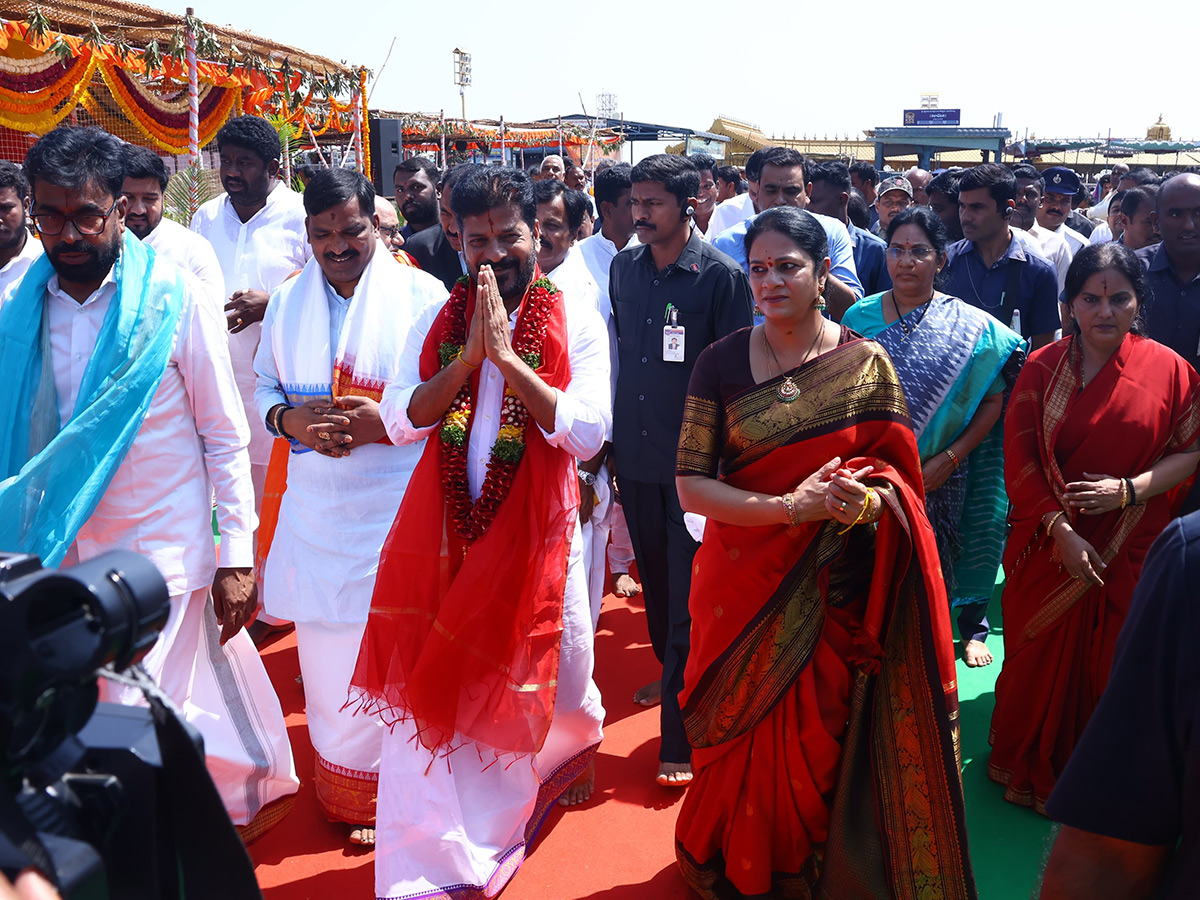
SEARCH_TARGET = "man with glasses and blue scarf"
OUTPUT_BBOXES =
[0,126,298,840]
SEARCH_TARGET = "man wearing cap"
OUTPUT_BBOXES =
[1037,166,1089,255]
[871,175,913,237]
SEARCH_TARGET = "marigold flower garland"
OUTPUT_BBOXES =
[437,273,560,542]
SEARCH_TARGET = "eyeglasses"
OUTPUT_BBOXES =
[33,200,118,236]
[886,246,937,262]
[378,225,400,238]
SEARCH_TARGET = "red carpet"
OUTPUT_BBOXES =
[250,589,692,899]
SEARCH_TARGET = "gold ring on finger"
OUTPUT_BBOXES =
[839,501,847,511]
[318,431,331,441]
[237,317,244,325]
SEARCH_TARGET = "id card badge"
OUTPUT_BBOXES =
[663,325,685,362]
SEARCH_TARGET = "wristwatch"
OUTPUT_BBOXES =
[578,469,597,487]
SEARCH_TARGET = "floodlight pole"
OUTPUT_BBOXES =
[453,48,471,126]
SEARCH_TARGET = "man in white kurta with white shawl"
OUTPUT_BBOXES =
[0,125,297,841]
[352,166,609,899]
[253,169,447,844]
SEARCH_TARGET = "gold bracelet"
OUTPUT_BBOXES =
[864,487,882,522]
[1045,510,1065,536]
[838,489,875,534]
[1120,478,1129,509]
[781,492,800,527]
[456,350,479,370]
[944,447,959,468]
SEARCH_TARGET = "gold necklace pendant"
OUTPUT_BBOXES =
[777,377,800,403]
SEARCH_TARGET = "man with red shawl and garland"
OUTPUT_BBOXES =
[351,166,611,899]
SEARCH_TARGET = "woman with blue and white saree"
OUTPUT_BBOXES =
[843,207,1024,667]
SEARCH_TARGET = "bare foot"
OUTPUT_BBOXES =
[348,825,375,846]
[655,762,693,787]
[613,573,642,598]
[558,760,595,806]
[633,679,661,707]
[963,640,994,667]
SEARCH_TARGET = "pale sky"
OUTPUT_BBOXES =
[165,0,1194,150]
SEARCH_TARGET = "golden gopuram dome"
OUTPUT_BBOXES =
[1147,115,1171,140]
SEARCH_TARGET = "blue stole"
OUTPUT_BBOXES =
[0,234,184,566]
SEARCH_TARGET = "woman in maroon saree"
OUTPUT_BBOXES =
[674,208,975,899]
[989,243,1200,813]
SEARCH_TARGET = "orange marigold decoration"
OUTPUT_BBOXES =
[358,67,370,177]
[0,47,97,133]
[89,60,240,153]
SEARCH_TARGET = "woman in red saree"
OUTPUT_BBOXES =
[989,242,1200,813]
[674,208,975,899]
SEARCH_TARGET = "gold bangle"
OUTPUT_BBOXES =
[864,487,882,522]
[456,350,479,370]
[944,447,959,468]
[838,489,875,534]
[1045,510,1065,535]
[1120,478,1129,509]
[781,492,800,527]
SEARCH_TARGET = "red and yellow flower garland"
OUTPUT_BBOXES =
[0,47,97,132]
[437,274,560,542]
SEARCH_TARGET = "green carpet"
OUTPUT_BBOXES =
[957,576,1055,900]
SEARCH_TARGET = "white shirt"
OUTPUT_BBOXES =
[35,255,254,594]
[0,231,43,298]
[706,193,756,239]
[551,247,616,440]
[380,290,611,500]
[576,230,638,306]
[1090,222,1114,245]
[191,183,311,466]
[1023,222,1072,293]
[252,260,447,623]
[144,217,225,316]
[1046,221,1088,256]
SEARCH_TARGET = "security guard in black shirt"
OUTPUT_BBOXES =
[610,154,753,785]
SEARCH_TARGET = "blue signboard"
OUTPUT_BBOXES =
[903,109,961,126]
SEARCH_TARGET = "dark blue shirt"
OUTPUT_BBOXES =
[1138,241,1200,373]
[1046,513,1200,899]
[851,224,891,296]
[610,230,752,483]
[941,233,1060,339]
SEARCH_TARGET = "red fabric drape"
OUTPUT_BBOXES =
[351,277,577,757]
[989,335,1200,811]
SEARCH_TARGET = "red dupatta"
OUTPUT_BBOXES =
[351,273,577,757]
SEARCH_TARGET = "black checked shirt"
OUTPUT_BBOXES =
[610,229,752,483]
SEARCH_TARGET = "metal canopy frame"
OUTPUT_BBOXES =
[548,113,730,145]
[868,126,1010,169]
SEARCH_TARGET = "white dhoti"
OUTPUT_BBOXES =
[102,587,299,837]
[296,620,384,823]
[375,529,605,899]
[579,462,613,630]
[607,499,635,574]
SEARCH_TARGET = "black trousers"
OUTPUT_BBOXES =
[956,600,990,645]
[621,477,699,763]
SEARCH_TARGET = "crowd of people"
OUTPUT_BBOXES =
[2,114,1199,899]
